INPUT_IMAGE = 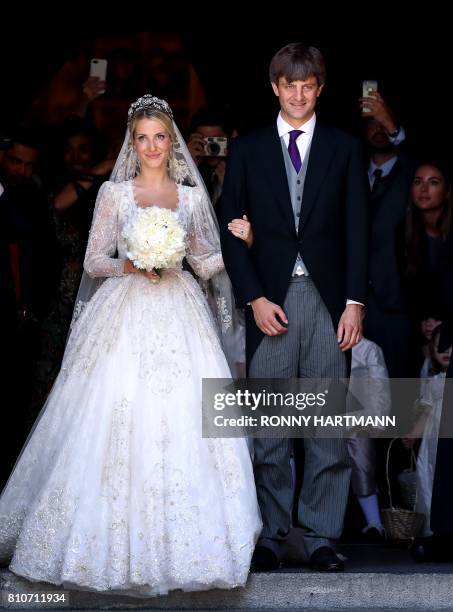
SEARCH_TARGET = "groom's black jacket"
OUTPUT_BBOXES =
[219,122,369,364]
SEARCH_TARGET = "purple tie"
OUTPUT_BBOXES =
[288,129,303,173]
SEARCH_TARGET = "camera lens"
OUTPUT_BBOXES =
[207,142,220,156]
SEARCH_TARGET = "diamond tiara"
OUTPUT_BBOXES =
[127,94,173,123]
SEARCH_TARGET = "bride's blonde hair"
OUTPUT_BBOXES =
[129,108,176,144]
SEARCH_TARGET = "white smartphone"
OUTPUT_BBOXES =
[90,58,107,92]
[362,79,378,114]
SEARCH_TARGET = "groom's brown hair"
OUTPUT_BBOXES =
[269,43,326,87]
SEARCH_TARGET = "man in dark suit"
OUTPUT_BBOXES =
[220,43,368,571]
[358,99,420,512]
[359,96,417,378]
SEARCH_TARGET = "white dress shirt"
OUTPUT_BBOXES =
[368,156,398,188]
[277,111,316,164]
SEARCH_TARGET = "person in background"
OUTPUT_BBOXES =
[0,128,60,482]
[405,161,452,324]
[414,233,453,561]
[187,106,236,208]
[360,90,417,379]
[419,309,443,377]
[31,119,115,416]
[347,336,391,540]
[403,324,451,541]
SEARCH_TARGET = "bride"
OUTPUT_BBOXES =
[0,95,261,596]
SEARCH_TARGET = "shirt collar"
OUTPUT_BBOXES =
[277,112,316,138]
[369,156,398,178]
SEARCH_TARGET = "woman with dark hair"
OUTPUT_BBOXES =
[51,118,113,234]
[405,161,452,322]
[418,308,444,377]
[403,163,453,561]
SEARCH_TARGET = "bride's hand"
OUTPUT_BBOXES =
[124,260,142,275]
[142,270,160,283]
[123,259,160,283]
[124,260,160,282]
[228,215,253,247]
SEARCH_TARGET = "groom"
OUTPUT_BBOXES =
[220,43,369,571]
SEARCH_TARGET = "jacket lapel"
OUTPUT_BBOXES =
[298,123,338,235]
[258,124,296,234]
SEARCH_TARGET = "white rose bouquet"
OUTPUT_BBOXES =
[123,207,186,276]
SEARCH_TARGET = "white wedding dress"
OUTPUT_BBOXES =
[0,180,261,597]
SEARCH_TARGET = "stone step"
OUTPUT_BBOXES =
[2,544,453,610]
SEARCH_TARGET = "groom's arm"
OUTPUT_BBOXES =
[337,137,369,350]
[345,137,369,305]
[219,139,265,308]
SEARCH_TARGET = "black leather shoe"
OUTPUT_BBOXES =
[250,545,280,571]
[361,524,386,543]
[409,536,453,562]
[309,546,344,572]
[409,537,433,562]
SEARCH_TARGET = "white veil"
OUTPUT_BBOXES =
[69,95,245,375]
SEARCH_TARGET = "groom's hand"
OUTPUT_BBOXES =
[250,297,288,336]
[337,304,363,351]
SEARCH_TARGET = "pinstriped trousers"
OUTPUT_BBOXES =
[249,275,351,558]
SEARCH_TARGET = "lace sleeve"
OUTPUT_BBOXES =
[84,181,126,279]
[185,187,224,281]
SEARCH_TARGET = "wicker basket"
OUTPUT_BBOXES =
[381,438,425,540]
